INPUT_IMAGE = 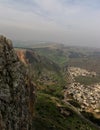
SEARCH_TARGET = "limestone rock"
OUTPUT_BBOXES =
[0,35,35,130]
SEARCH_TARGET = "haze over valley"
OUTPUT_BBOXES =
[0,0,100,47]
[0,0,100,130]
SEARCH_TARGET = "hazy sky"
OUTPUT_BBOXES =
[0,0,100,47]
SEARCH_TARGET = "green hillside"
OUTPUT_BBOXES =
[33,93,98,130]
[15,47,100,130]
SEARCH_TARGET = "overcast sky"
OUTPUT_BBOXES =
[0,0,100,47]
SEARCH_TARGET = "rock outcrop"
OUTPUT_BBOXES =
[0,35,35,130]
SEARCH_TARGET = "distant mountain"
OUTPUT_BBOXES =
[30,44,100,74]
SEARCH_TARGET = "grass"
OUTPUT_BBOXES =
[82,111,100,126]
[75,75,100,85]
[32,48,68,66]
[33,93,97,130]
[21,46,100,129]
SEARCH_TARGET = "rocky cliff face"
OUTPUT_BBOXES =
[0,36,35,130]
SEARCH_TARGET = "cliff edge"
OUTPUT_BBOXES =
[0,35,35,130]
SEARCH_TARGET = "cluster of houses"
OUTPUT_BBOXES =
[65,67,100,114]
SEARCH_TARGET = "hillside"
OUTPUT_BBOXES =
[29,44,100,74]
[15,46,100,130]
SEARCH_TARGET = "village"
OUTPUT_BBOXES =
[65,67,100,115]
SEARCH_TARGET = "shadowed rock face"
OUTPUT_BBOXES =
[0,36,35,130]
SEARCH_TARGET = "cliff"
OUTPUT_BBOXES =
[0,36,35,130]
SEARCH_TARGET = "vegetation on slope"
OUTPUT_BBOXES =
[33,93,97,130]
[75,75,100,85]
[32,47,68,66]
[15,46,100,129]
[32,45,100,74]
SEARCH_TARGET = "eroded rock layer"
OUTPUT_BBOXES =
[0,35,35,130]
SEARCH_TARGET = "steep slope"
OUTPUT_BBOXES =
[16,48,67,102]
[15,48,99,130]
[32,47,68,66]
[0,36,35,130]
[16,48,60,71]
